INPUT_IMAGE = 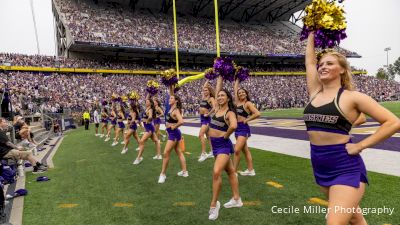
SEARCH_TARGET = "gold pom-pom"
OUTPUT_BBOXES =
[129,90,140,100]
[161,69,176,80]
[303,0,346,30]
[147,80,160,88]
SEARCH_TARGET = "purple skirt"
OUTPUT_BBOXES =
[129,123,137,131]
[210,137,234,157]
[144,122,155,133]
[101,118,108,124]
[235,122,251,138]
[167,128,182,141]
[111,119,117,125]
[310,142,368,188]
[200,115,211,126]
[118,121,125,129]
[153,118,162,125]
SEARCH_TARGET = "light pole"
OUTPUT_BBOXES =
[384,47,391,68]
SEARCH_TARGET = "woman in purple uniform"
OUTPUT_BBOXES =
[133,98,162,165]
[104,105,117,142]
[198,82,216,162]
[305,32,400,225]
[232,79,260,176]
[157,87,188,184]
[99,108,109,138]
[121,103,140,154]
[207,76,242,221]
[152,97,164,141]
[111,105,125,146]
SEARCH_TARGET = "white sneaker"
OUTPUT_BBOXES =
[153,155,162,160]
[239,169,256,176]
[207,152,214,159]
[99,134,104,138]
[121,148,128,154]
[198,153,208,162]
[223,198,243,208]
[133,157,143,165]
[177,171,189,177]
[158,174,166,183]
[111,142,118,147]
[135,147,140,151]
[208,201,221,220]
[104,137,110,142]
[120,141,125,145]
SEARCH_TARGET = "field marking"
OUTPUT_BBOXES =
[184,152,191,155]
[113,202,134,207]
[173,202,195,206]
[58,204,79,208]
[308,197,329,206]
[266,181,284,189]
[243,201,262,206]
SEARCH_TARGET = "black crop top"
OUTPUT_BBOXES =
[303,88,352,134]
[200,99,212,110]
[166,108,179,123]
[209,111,229,132]
[236,104,250,118]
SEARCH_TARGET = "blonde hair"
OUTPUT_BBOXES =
[318,50,354,91]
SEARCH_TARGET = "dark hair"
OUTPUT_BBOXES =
[218,89,237,116]
[237,88,251,102]
[147,99,156,119]
[203,85,215,98]
[103,108,108,114]
[130,102,139,117]
[171,95,183,114]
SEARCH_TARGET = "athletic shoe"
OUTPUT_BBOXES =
[32,165,47,174]
[208,201,221,220]
[99,134,104,138]
[153,155,162,160]
[135,147,140,151]
[223,198,243,208]
[121,148,128,154]
[111,142,118,147]
[132,157,143,165]
[177,171,189,177]
[104,137,110,142]
[207,152,214,159]
[198,153,208,162]
[158,174,166,183]
[120,141,125,145]
[239,169,256,176]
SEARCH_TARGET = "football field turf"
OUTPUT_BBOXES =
[23,127,399,225]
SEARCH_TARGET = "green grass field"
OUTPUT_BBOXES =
[262,101,400,118]
[22,127,400,225]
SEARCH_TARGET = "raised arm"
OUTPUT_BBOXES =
[169,85,174,96]
[215,76,223,101]
[233,79,239,104]
[305,32,322,95]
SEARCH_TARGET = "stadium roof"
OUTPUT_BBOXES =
[135,0,311,22]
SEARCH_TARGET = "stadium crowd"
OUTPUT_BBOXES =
[53,0,356,56]
[1,70,399,118]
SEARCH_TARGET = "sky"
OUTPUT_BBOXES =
[0,0,399,77]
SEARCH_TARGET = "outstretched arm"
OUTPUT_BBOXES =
[215,76,223,101]
[233,79,239,104]
[305,31,322,96]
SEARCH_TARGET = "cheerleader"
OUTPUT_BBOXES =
[158,87,187,183]
[152,97,165,141]
[133,98,162,165]
[304,32,400,224]
[208,76,242,221]
[99,108,109,138]
[104,105,117,142]
[198,81,216,162]
[121,103,140,154]
[232,79,260,176]
[111,105,126,146]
